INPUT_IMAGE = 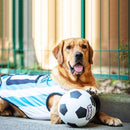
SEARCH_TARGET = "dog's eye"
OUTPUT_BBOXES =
[66,45,71,50]
[82,44,87,49]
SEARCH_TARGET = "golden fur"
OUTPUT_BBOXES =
[0,38,122,126]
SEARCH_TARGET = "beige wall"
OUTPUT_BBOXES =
[33,0,81,69]
[0,0,13,64]
[85,0,128,74]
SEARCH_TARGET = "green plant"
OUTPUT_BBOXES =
[29,64,42,71]
[115,43,128,62]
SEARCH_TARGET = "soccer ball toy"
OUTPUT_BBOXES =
[58,89,96,127]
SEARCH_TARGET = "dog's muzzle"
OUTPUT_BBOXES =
[69,52,84,74]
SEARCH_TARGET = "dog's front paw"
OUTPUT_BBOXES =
[98,112,122,127]
[101,116,122,126]
[85,86,100,95]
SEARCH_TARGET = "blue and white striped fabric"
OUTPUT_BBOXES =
[0,74,66,120]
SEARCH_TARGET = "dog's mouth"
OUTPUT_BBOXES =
[69,62,84,74]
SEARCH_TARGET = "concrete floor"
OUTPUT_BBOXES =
[0,116,130,130]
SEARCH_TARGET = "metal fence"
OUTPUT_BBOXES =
[0,0,130,80]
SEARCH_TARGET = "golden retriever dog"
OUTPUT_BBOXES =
[0,38,122,127]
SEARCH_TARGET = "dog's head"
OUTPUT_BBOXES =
[52,38,93,76]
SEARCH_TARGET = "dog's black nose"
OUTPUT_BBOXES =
[75,52,83,60]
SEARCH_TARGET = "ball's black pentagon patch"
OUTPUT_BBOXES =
[59,104,68,115]
[70,90,82,99]
[67,122,78,127]
[76,107,87,118]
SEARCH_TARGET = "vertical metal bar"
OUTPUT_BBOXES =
[128,0,130,79]
[18,0,24,68]
[27,0,29,69]
[118,0,120,79]
[91,0,92,44]
[109,0,111,78]
[12,0,16,68]
[0,0,3,69]
[32,0,36,71]
[7,1,9,69]
[81,0,85,38]
[55,0,56,42]
[100,0,102,78]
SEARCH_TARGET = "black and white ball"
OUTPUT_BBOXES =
[58,89,96,127]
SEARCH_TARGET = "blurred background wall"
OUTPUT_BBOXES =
[0,0,129,75]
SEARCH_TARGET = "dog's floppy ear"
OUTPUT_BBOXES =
[52,40,64,64]
[88,41,93,64]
